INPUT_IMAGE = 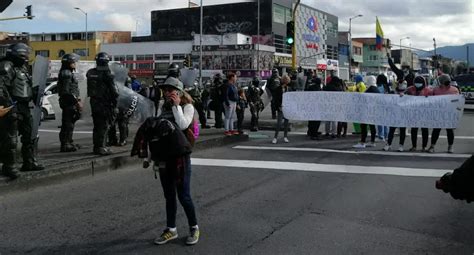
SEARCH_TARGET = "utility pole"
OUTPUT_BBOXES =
[257,0,260,77]
[199,0,203,87]
[433,38,437,76]
[467,45,470,74]
[291,0,301,71]
[348,14,362,80]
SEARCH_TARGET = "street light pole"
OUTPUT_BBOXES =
[433,37,437,76]
[74,7,88,60]
[257,0,260,77]
[348,14,362,80]
[291,0,301,71]
[400,36,409,49]
[199,0,203,87]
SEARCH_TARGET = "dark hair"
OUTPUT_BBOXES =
[414,76,426,86]
[227,72,236,80]
[376,74,388,85]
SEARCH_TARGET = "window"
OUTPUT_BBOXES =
[172,54,185,60]
[155,62,170,76]
[72,33,81,40]
[273,4,285,24]
[73,48,88,57]
[368,55,378,61]
[136,54,154,69]
[369,45,376,51]
[35,50,49,57]
[155,54,170,60]
[285,8,292,23]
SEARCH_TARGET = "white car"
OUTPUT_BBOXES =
[41,82,57,121]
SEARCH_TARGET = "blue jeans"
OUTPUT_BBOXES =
[159,154,197,228]
[377,125,388,139]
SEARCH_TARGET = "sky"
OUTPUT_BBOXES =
[0,0,472,50]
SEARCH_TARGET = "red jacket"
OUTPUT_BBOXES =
[406,86,433,96]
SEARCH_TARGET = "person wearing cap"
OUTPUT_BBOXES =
[352,75,366,134]
[353,76,378,149]
[406,76,433,152]
[152,76,200,246]
[428,74,460,153]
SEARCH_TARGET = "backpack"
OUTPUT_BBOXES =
[183,106,200,147]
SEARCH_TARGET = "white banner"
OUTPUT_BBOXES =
[282,92,465,128]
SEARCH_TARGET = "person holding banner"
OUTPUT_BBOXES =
[272,75,291,144]
[376,74,389,141]
[384,81,408,152]
[428,74,460,153]
[323,76,344,138]
[353,76,378,149]
[305,76,322,140]
[406,76,433,152]
[351,75,366,134]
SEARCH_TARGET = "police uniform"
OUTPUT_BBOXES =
[86,52,119,155]
[267,69,281,119]
[58,53,81,152]
[0,43,44,179]
[247,77,264,131]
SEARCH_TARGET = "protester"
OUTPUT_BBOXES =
[351,75,366,134]
[428,74,460,153]
[337,80,348,137]
[132,76,200,245]
[384,80,408,152]
[272,74,291,144]
[406,76,433,152]
[236,88,248,134]
[323,76,343,138]
[305,76,322,140]
[268,68,281,119]
[353,76,378,148]
[376,74,389,141]
[223,72,238,136]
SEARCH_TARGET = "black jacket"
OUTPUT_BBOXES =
[365,86,380,94]
[273,85,289,109]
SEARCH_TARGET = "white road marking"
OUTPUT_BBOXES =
[289,131,474,140]
[233,145,472,158]
[290,131,474,140]
[191,158,447,177]
[39,129,93,134]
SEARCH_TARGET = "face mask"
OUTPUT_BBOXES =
[415,83,423,89]
[398,82,407,90]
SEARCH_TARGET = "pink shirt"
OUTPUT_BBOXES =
[433,86,460,96]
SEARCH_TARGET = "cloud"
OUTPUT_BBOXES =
[47,10,71,22]
[103,13,136,31]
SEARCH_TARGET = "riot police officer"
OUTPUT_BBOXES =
[187,80,210,128]
[209,73,225,128]
[58,53,82,152]
[86,52,119,155]
[167,63,180,79]
[0,43,44,179]
[267,68,281,119]
[247,76,264,131]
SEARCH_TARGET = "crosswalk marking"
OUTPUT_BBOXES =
[289,131,474,140]
[39,129,93,134]
[233,145,472,158]
[191,158,447,177]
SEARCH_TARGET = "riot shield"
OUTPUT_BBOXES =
[110,63,154,123]
[31,55,49,141]
[180,68,199,88]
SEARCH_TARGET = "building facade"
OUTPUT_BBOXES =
[353,37,391,74]
[0,32,29,57]
[391,49,420,70]
[29,31,131,62]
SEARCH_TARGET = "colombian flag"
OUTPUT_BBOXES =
[375,17,384,51]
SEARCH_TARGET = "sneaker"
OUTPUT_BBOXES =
[283,137,289,143]
[409,147,417,152]
[366,142,376,148]
[428,146,435,153]
[398,146,404,152]
[224,131,232,137]
[447,145,454,154]
[231,130,239,135]
[154,229,178,245]
[352,143,366,149]
[383,145,391,151]
[271,138,277,144]
[421,147,428,152]
[186,226,200,245]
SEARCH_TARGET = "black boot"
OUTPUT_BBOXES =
[94,147,112,156]
[60,143,77,152]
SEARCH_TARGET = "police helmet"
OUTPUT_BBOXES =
[61,53,80,66]
[6,43,31,63]
[95,52,110,66]
[168,63,180,78]
[272,68,279,76]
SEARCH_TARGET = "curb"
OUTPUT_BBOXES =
[0,134,248,194]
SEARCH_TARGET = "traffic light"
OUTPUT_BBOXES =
[25,5,32,19]
[286,21,295,45]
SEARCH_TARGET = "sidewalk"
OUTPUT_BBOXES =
[0,127,248,193]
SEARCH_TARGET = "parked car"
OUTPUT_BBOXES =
[455,74,474,102]
[41,81,57,121]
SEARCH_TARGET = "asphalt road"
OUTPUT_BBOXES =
[1,113,473,254]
